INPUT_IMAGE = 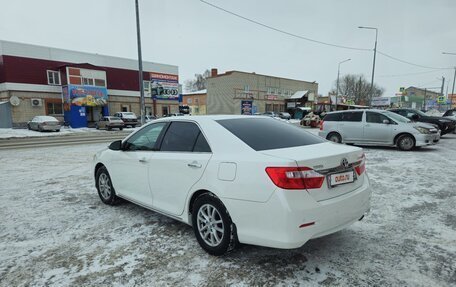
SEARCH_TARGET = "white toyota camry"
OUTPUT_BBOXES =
[93,115,372,255]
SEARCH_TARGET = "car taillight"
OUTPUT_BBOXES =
[354,153,366,175]
[320,120,324,131]
[265,167,324,190]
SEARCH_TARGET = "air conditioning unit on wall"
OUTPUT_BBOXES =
[31,98,43,107]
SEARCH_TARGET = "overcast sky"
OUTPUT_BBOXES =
[1,0,455,97]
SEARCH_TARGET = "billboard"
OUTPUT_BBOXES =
[150,72,179,100]
[66,85,108,107]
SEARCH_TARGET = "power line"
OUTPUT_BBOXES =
[200,0,454,71]
[376,51,451,70]
[199,0,371,52]
[378,69,446,78]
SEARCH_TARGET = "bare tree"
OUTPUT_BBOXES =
[184,69,211,92]
[333,74,384,105]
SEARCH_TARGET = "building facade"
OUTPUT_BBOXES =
[206,69,318,115]
[0,40,180,128]
[181,89,207,115]
[391,87,441,110]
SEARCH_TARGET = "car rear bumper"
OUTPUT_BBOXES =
[41,125,60,131]
[415,133,440,146]
[223,174,372,249]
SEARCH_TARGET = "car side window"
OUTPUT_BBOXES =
[123,122,167,151]
[340,111,363,122]
[366,112,389,124]
[160,122,203,152]
[193,132,212,152]
[323,113,342,121]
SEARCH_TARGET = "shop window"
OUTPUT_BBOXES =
[265,103,272,112]
[244,85,250,92]
[95,79,106,87]
[47,70,61,85]
[83,78,94,86]
[121,105,130,112]
[143,81,151,93]
[46,101,63,115]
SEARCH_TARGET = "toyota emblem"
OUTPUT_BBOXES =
[341,158,349,168]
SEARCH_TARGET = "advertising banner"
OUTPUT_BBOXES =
[241,100,253,115]
[150,72,180,100]
[67,85,108,106]
[371,97,391,106]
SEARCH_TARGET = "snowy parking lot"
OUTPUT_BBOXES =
[1,133,455,286]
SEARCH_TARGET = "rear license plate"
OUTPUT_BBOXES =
[329,171,354,187]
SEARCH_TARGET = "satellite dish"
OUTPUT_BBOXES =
[9,96,21,106]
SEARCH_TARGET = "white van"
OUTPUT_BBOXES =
[319,109,440,151]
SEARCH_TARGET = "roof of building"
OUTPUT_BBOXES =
[182,89,207,95]
[210,70,317,84]
[0,40,178,74]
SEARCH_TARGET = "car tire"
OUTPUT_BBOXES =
[397,134,415,151]
[38,125,43,132]
[192,194,237,256]
[131,125,136,128]
[107,127,112,131]
[95,166,118,205]
[96,124,99,130]
[327,132,342,144]
[119,127,123,131]
[27,124,31,130]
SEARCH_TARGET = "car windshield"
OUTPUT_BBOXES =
[217,118,324,151]
[109,117,121,120]
[123,112,135,116]
[383,111,411,123]
[414,110,428,117]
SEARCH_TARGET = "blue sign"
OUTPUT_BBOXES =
[241,100,253,115]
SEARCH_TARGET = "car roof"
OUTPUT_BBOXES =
[325,109,386,114]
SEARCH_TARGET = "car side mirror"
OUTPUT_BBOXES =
[383,119,390,124]
[109,140,122,151]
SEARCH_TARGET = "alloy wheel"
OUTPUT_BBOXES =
[98,173,111,199]
[197,204,224,247]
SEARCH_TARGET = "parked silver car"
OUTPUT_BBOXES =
[27,116,61,132]
[319,109,440,151]
[95,116,124,130]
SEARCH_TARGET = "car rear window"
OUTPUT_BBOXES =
[216,118,324,151]
[322,113,342,121]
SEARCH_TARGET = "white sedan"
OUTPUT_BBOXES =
[93,116,371,255]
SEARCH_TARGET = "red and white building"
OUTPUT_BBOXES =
[0,40,180,128]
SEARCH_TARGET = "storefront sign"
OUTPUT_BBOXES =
[67,85,108,106]
[150,72,179,100]
[241,100,253,115]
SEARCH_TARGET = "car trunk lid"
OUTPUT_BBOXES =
[262,142,366,201]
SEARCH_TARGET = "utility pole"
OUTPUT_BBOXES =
[442,52,456,97]
[441,76,445,96]
[135,0,145,125]
[359,26,378,106]
[424,88,427,110]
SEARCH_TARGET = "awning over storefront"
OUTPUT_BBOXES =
[290,90,309,99]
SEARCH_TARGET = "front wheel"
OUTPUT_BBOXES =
[192,194,237,256]
[95,166,118,205]
[397,134,415,151]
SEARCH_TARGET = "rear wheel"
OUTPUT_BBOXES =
[119,127,123,131]
[397,134,415,151]
[327,132,342,143]
[192,194,237,256]
[95,166,118,205]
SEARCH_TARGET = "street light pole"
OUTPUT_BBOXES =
[359,26,378,106]
[336,58,351,110]
[135,0,145,125]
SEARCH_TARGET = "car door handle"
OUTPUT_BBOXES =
[187,162,202,168]
[139,157,148,163]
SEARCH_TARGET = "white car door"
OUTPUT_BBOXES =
[107,122,168,206]
[148,121,212,216]
[338,111,364,142]
[363,111,393,144]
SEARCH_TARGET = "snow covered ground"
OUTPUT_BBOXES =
[1,133,455,286]
[0,127,139,139]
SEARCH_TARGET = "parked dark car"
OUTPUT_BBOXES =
[389,108,456,135]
